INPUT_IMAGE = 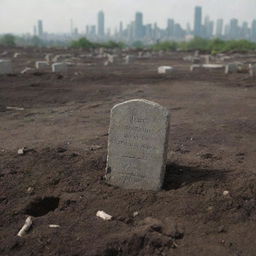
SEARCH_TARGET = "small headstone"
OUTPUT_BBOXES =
[204,55,210,64]
[0,60,13,74]
[13,52,21,58]
[158,66,173,74]
[190,64,201,71]
[45,54,53,63]
[124,55,134,64]
[106,99,170,191]
[35,61,49,70]
[225,63,237,74]
[249,64,256,77]
[52,63,67,73]
[202,64,224,69]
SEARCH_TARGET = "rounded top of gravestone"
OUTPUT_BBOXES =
[112,99,169,116]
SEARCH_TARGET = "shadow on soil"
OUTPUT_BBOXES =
[163,162,229,190]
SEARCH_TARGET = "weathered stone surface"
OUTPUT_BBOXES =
[225,63,238,74]
[106,99,170,191]
[0,60,13,74]
[52,62,67,73]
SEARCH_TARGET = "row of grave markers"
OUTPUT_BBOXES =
[1,58,255,76]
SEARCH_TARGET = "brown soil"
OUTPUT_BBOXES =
[0,47,256,256]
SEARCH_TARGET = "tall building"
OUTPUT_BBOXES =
[134,12,144,39]
[216,19,223,37]
[204,16,214,38]
[230,18,239,39]
[33,25,37,36]
[194,6,202,37]
[97,11,105,37]
[241,22,250,39]
[251,20,256,42]
[37,20,43,38]
[167,19,175,38]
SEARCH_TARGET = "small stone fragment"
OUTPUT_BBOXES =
[223,190,230,196]
[17,216,32,237]
[96,210,112,221]
[49,224,60,228]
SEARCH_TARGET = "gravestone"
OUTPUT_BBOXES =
[158,66,173,74]
[52,62,67,73]
[0,60,13,74]
[225,63,237,74]
[249,64,256,77]
[190,64,201,71]
[124,55,134,64]
[35,61,49,70]
[106,99,170,191]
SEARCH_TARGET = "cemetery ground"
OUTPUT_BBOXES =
[0,47,256,256]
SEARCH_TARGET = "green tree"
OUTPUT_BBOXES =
[0,34,16,47]
[70,37,94,48]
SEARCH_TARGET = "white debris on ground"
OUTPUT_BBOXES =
[96,211,112,221]
[17,216,32,237]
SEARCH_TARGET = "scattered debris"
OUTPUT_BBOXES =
[223,190,230,196]
[18,148,25,155]
[17,216,32,237]
[96,210,112,221]
[6,106,24,111]
[133,211,139,217]
[49,224,60,228]
[27,187,34,194]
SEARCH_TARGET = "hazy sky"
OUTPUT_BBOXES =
[0,0,255,34]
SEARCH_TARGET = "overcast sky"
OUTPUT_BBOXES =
[0,0,255,34]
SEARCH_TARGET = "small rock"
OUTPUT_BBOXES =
[133,211,139,217]
[27,187,34,194]
[223,191,230,196]
[18,148,25,155]
[96,210,112,221]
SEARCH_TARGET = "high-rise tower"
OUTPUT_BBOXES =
[98,11,105,37]
[134,12,144,39]
[194,6,202,37]
[38,20,43,38]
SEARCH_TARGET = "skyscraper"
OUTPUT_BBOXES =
[134,12,144,39]
[97,11,105,37]
[37,20,43,38]
[252,20,256,42]
[230,18,239,39]
[167,19,175,38]
[194,6,202,37]
[216,19,223,37]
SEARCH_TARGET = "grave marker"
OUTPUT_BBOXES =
[106,99,170,191]
[0,60,13,74]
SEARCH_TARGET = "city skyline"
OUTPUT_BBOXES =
[31,7,256,44]
[0,0,255,34]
